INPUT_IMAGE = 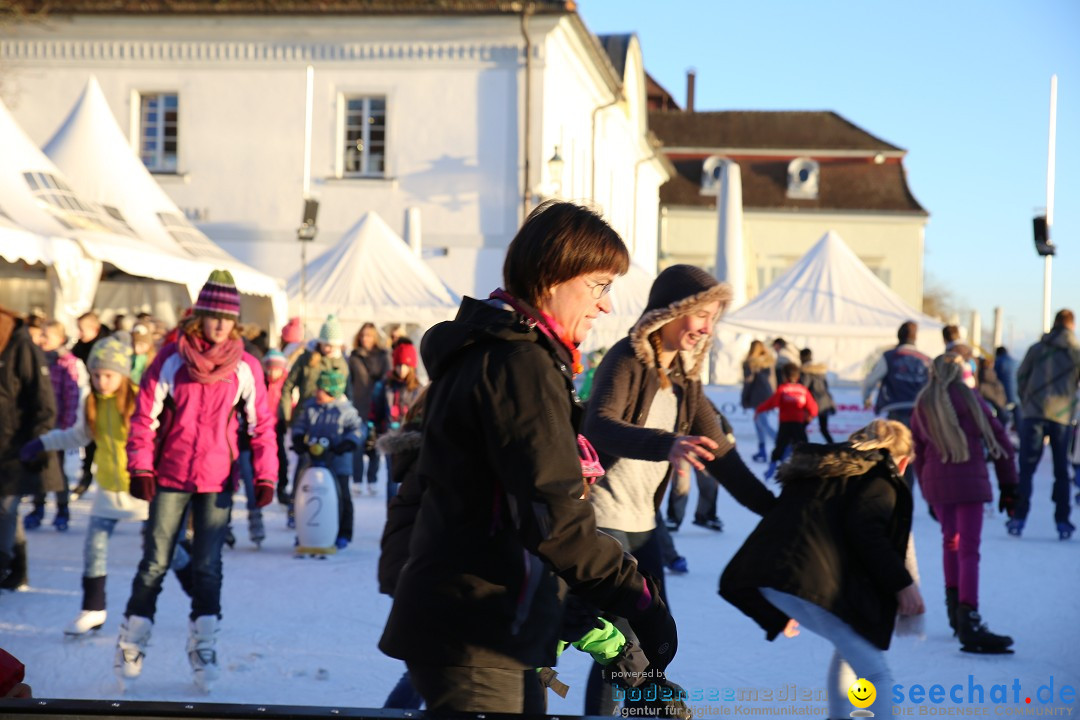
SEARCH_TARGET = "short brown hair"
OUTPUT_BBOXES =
[503,201,629,309]
[783,362,801,382]
[1054,309,1075,329]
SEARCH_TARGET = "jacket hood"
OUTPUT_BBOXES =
[628,266,732,381]
[746,352,775,373]
[1043,327,1079,350]
[777,443,895,485]
[0,306,18,356]
[802,362,828,375]
[420,296,550,381]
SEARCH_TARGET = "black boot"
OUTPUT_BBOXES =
[956,602,1013,653]
[0,541,28,590]
[945,587,958,636]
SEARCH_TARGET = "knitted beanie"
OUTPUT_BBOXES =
[318,315,344,346]
[392,340,418,368]
[193,269,241,321]
[281,317,303,344]
[642,264,722,315]
[88,335,133,378]
[316,369,346,397]
[263,349,287,368]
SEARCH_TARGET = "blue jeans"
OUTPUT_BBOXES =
[237,449,257,512]
[753,411,777,446]
[1016,418,1073,523]
[384,669,424,709]
[84,515,119,578]
[761,588,893,719]
[125,488,233,621]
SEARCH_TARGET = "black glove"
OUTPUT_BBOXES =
[334,439,358,454]
[999,484,1019,516]
[364,426,377,454]
[624,575,678,673]
[292,436,308,455]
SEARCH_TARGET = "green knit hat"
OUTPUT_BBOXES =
[193,269,241,321]
[316,369,346,397]
[318,314,344,346]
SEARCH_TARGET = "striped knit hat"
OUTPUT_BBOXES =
[193,269,241,321]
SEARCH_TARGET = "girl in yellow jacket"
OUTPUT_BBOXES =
[22,335,148,636]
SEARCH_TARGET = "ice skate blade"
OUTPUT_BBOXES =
[64,624,104,637]
[960,645,1015,654]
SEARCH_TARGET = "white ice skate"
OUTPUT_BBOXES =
[187,615,220,692]
[64,609,107,637]
[114,615,153,686]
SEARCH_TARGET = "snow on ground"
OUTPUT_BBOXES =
[2,386,1078,714]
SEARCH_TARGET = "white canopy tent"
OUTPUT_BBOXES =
[43,77,288,336]
[581,262,654,354]
[0,95,206,330]
[711,230,944,383]
[286,211,459,343]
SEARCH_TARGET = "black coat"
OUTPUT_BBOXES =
[720,444,913,650]
[379,297,650,670]
[377,426,422,596]
[0,311,61,497]
[348,346,390,420]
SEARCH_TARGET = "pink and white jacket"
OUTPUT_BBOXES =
[127,342,278,492]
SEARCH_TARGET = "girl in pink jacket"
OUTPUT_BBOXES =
[114,270,278,691]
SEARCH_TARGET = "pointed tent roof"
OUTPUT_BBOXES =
[712,231,944,382]
[286,210,459,329]
[0,95,207,288]
[42,77,284,304]
[720,230,941,337]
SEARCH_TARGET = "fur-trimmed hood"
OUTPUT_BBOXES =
[746,352,775,373]
[628,265,732,381]
[776,443,895,485]
[802,362,828,375]
[376,427,422,456]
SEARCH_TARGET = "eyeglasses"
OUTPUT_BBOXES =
[583,278,613,299]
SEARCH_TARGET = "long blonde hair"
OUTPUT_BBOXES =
[914,353,1006,463]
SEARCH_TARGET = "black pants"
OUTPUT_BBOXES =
[772,421,809,462]
[585,528,667,716]
[333,472,353,542]
[693,468,718,523]
[406,662,546,714]
[817,412,834,444]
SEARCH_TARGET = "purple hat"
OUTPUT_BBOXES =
[193,269,241,321]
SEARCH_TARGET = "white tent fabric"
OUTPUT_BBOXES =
[581,262,654,354]
[0,95,206,295]
[286,211,459,337]
[711,230,944,383]
[42,77,288,333]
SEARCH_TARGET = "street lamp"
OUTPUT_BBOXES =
[297,197,319,324]
[547,145,564,197]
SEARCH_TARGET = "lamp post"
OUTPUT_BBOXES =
[297,197,319,325]
[547,145,564,198]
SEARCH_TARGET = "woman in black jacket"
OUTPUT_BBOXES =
[378,201,677,714]
[720,420,925,720]
[581,264,776,714]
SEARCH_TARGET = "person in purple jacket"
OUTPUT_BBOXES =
[911,352,1017,654]
[114,270,278,691]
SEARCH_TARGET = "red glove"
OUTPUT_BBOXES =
[129,471,157,503]
[0,648,26,697]
[254,479,275,508]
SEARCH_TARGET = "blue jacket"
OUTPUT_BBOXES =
[292,397,363,476]
[994,353,1018,405]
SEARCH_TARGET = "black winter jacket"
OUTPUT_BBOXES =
[379,297,652,669]
[377,425,422,596]
[0,310,61,497]
[720,444,913,650]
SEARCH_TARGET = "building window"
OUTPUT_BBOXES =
[139,92,179,173]
[342,96,386,177]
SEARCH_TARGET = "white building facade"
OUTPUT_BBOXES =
[1,1,667,300]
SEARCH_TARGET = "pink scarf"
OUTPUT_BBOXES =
[178,332,244,384]
[489,288,583,376]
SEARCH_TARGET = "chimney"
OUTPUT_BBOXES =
[686,68,696,112]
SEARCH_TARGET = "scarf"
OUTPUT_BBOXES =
[178,332,244,384]
[489,288,583,376]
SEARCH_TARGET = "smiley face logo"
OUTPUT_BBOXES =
[848,678,876,709]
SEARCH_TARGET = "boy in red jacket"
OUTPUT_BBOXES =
[756,362,818,477]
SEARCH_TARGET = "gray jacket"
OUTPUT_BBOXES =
[1017,327,1080,424]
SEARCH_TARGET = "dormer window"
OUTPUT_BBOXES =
[787,157,819,199]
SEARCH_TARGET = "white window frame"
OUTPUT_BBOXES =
[335,91,390,179]
[137,91,180,173]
